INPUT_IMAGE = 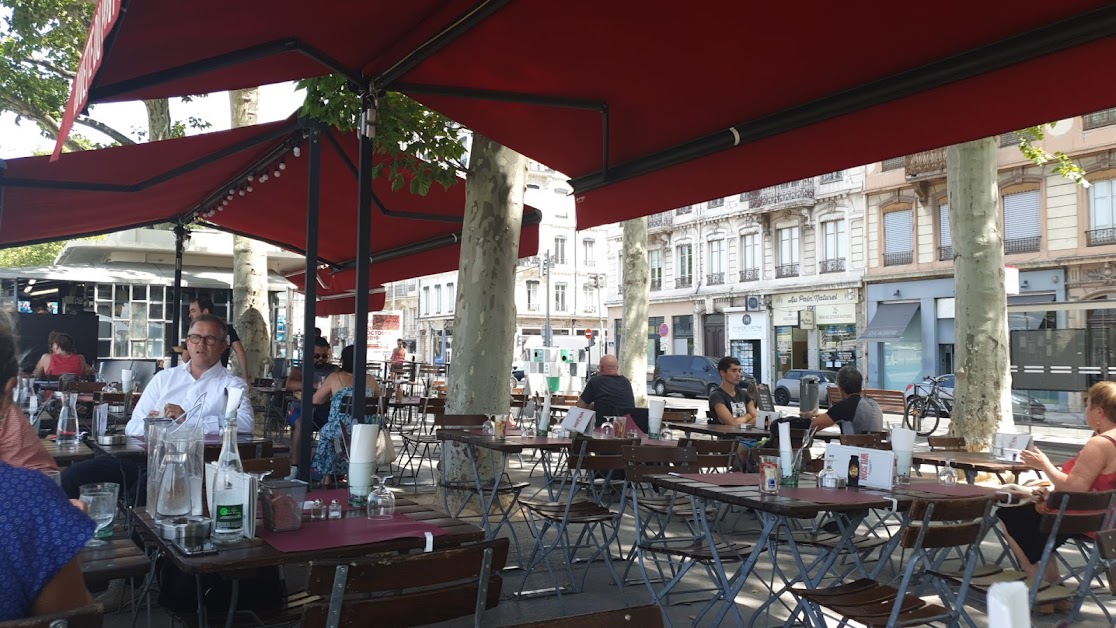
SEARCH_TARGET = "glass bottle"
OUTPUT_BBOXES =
[600,417,615,438]
[817,455,839,488]
[155,449,192,519]
[482,416,496,437]
[938,458,957,486]
[55,392,79,448]
[211,416,245,544]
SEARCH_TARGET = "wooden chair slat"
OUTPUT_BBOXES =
[927,436,966,451]
[307,539,509,595]
[903,520,985,549]
[509,604,664,627]
[241,456,291,479]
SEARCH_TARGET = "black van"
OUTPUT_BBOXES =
[652,355,754,398]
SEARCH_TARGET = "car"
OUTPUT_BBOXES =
[772,369,839,407]
[903,374,1047,422]
[652,355,755,398]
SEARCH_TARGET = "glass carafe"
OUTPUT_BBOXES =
[144,417,174,509]
[938,458,957,486]
[817,455,839,488]
[55,392,79,448]
[155,449,193,519]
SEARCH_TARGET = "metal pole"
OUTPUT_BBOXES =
[598,274,605,357]
[298,126,322,483]
[544,250,552,348]
[352,93,376,421]
[170,223,187,367]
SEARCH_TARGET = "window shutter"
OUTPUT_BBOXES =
[884,210,913,254]
[1003,190,1040,239]
[939,204,951,247]
[1090,179,1114,229]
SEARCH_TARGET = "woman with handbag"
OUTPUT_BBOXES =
[998,380,1116,599]
[312,345,383,483]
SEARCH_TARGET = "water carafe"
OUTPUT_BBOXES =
[155,444,193,519]
[55,391,80,448]
[144,417,174,509]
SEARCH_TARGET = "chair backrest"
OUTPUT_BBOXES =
[622,445,699,482]
[1096,528,1116,596]
[339,394,387,420]
[303,538,509,628]
[903,497,995,550]
[509,604,664,627]
[662,408,696,423]
[0,604,103,628]
[251,377,275,388]
[419,364,440,376]
[435,414,489,428]
[678,438,735,471]
[747,447,781,469]
[567,436,636,473]
[553,394,580,405]
[927,436,966,451]
[1039,490,1116,536]
[839,433,883,448]
[241,456,292,479]
[204,440,273,462]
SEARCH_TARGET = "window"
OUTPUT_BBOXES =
[1003,190,1041,254]
[582,239,596,266]
[820,220,846,273]
[554,187,570,195]
[707,198,724,208]
[677,244,693,288]
[554,283,567,311]
[939,203,953,260]
[422,286,430,315]
[740,233,760,281]
[777,227,799,277]
[446,282,455,313]
[526,281,540,311]
[649,249,663,290]
[554,236,567,264]
[1088,179,1116,246]
[1084,107,1116,130]
[707,239,724,284]
[94,283,172,359]
[883,209,914,265]
[434,285,442,314]
[582,283,595,311]
[882,157,905,171]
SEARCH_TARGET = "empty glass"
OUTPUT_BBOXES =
[659,427,674,441]
[600,416,616,438]
[80,483,117,546]
[938,458,958,486]
[521,417,537,438]
[368,475,396,519]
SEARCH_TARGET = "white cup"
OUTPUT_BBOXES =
[1004,448,1023,463]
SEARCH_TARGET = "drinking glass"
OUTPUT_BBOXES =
[80,483,117,547]
[600,416,615,438]
[938,458,957,486]
[368,475,396,519]
[521,417,537,438]
[659,428,674,441]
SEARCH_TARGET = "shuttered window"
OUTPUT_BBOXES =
[884,209,913,254]
[1090,179,1116,229]
[778,227,799,265]
[1004,190,1041,239]
[939,204,951,247]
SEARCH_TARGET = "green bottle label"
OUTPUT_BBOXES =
[216,503,244,529]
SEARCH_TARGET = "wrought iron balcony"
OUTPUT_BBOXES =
[820,171,845,183]
[706,272,725,285]
[1004,236,1041,254]
[883,251,913,266]
[739,268,759,282]
[904,148,946,179]
[1000,131,1024,146]
[526,303,540,312]
[583,259,596,267]
[650,278,662,291]
[1084,107,1116,130]
[938,245,953,261]
[707,198,724,209]
[676,277,693,289]
[582,304,598,313]
[775,263,799,278]
[819,258,846,273]
[648,212,673,229]
[1087,227,1116,247]
[743,179,815,210]
[675,205,693,215]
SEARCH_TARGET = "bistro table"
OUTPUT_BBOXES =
[86,435,274,461]
[135,495,484,628]
[913,450,1036,484]
[40,438,95,466]
[665,420,770,440]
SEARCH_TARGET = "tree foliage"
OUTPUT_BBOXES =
[1018,124,1090,187]
[297,75,467,195]
[0,240,67,267]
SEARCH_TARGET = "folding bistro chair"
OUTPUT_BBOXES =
[509,604,663,627]
[679,438,737,473]
[792,496,996,627]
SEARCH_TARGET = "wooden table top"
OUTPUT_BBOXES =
[912,450,1034,473]
[40,439,95,465]
[87,435,274,461]
[437,430,678,453]
[665,421,770,440]
[135,498,484,575]
[80,536,150,584]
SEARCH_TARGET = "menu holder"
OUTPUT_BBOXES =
[755,384,777,412]
[823,444,896,490]
[560,407,595,436]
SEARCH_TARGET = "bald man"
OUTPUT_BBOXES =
[576,355,636,427]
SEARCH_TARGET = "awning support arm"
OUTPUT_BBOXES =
[351,90,376,422]
[169,222,189,367]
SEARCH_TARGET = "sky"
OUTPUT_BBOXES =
[0,82,305,159]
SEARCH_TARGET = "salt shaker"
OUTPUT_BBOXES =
[310,499,326,520]
[328,499,342,519]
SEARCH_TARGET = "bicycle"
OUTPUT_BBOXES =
[903,375,951,436]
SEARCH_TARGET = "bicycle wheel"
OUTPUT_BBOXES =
[904,397,941,436]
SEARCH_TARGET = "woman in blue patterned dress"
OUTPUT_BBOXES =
[0,313,96,619]
[311,345,382,481]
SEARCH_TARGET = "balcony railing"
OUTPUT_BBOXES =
[676,277,693,289]
[904,148,946,179]
[648,212,673,229]
[884,251,913,266]
[675,205,693,215]
[584,259,596,267]
[582,305,598,313]
[707,198,724,209]
[650,278,662,291]
[999,130,1024,146]
[775,263,799,278]
[1084,107,1116,130]
[1004,236,1041,254]
[706,272,725,285]
[819,258,846,273]
[739,268,759,282]
[882,157,905,171]
[1087,227,1116,247]
[820,171,845,183]
[527,303,540,312]
[938,245,954,261]
[743,179,815,210]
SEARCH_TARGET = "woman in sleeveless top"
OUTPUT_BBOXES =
[31,332,92,379]
[311,345,382,481]
[390,339,406,365]
[998,380,1116,589]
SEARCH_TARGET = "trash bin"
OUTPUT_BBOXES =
[547,376,561,393]
[799,375,820,415]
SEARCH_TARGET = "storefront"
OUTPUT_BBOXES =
[771,288,859,378]
[724,308,769,384]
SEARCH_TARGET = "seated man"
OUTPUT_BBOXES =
[62,314,253,499]
[576,354,635,427]
[807,365,882,435]
[709,356,759,465]
[285,338,338,477]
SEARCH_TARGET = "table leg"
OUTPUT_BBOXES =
[224,580,239,628]
[695,498,777,627]
[195,575,208,628]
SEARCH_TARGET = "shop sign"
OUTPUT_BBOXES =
[798,309,815,330]
[772,289,857,309]
[727,311,767,339]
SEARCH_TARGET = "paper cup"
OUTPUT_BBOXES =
[648,399,665,437]
[349,424,378,465]
[1004,448,1023,463]
[348,462,375,506]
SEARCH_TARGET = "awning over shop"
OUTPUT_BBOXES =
[0,264,293,291]
[860,302,921,340]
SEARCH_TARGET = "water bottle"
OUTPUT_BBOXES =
[817,455,839,488]
[211,416,245,544]
[55,392,79,448]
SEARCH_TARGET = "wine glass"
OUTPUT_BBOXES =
[600,416,615,438]
[367,475,396,519]
[938,458,957,486]
[80,483,116,547]
[659,427,674,441]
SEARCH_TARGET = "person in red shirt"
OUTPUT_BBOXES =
[31,332,92,379]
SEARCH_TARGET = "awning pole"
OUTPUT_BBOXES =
[352,93,376,423]
[298,125,323,482]
[0,159,8,233]
[170,223,187,367]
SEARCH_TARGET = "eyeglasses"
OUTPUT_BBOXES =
[313,353,329,359]
[186,334,222,346]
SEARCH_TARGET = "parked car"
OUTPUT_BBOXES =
[903,374,1047,422]
[772,369,839,407]
[652,355,755,398]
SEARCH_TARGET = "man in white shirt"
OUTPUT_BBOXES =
[125,315,253,437]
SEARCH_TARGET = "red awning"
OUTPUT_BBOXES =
[3,118,541,285]
[57,0,1116,230]
[284,270,387,317]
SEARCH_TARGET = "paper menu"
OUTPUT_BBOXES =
[993,433,1033,459]
[560,407,595,435]
[205,463,257,538]
[823,444,896,490]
